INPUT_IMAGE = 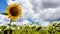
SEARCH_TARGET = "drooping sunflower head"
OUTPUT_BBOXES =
[6,3,22,21]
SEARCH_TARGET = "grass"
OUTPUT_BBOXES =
[0,23,60,34]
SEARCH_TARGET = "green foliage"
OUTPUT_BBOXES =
[0,23,60,34]
[0,13,8,15]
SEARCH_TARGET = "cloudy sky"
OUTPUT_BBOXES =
[0,0,60,26]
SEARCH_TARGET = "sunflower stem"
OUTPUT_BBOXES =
[9,19,12,29]
[9,19,12,34]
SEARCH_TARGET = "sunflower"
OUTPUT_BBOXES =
[6,3,22,21]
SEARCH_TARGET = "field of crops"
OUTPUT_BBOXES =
[0,23,60,34]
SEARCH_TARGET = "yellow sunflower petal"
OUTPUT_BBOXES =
[6,3,22,21]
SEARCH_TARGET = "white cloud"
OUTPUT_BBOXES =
[30,0,42,13]
[0,14,9,25]
[42,0,60,9]
[0,14,9,22]
[20,20,31,25]
[0,14,50,27]
[39,21,50,27]
[6,0,17,5]
[39,7,60,21]
[0,14,31,26]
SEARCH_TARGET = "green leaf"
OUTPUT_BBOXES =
[0,13,8,15]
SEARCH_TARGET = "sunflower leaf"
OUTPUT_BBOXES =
[0,13,8,15]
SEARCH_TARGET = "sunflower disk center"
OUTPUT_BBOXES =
[10,7,18,16]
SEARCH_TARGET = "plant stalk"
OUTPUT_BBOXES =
[9,19,12,34]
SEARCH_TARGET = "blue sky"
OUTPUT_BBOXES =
[0,0,7,13]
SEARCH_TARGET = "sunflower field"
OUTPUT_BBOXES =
[0,22,60,34]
